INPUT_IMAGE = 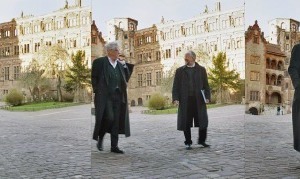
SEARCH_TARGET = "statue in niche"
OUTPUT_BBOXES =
[161,16,165,24]
[204,5,208,13]
[64,0,68,9]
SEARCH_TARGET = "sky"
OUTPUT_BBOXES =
[245,0,300,37]
[0,0,299,38]
[0,0,91,22]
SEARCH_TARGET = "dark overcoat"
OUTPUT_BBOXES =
[288,43,300,152]
[91,56,134,141]
[172,62,211,131]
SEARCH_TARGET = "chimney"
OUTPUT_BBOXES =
[216,1,221,12]
[75,0,82,7]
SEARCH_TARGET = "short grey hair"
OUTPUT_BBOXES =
[185,50,196,60]
[105,41,119,51]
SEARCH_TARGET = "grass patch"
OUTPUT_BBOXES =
[143,103,229,115]
[3,102,82,112]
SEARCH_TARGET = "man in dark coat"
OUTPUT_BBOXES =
[92,41,134,154]
[288,43,300,152]
[172,50,211,150]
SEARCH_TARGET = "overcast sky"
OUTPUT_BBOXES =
[245,0,300,37]
[0,0,91,22]
[0,0,299,38]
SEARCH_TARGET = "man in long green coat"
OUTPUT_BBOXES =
[172,50,211,150]
[288,43,300,152]
[92,41,134,154]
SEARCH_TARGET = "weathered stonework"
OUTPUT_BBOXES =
[245,21,293,115]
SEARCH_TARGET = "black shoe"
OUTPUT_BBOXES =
[185,144,192,150]
[199,142,210,148]
[111,147,124,154]
[97,138,103,151]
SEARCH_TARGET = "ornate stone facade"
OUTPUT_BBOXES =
[105,2,245,106]
[245,21,293,115]
[15,0,92,68]
[0,20,21,100]
[0,0,106,100]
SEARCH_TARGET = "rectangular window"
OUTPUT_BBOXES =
[156,71,162,85]
[156,51,161,61]
[4,67,9,80]
[176,47,181,56]
[3,90,9,95]
[250,71,260,81]
[14,66,20,80]
[286,44,290,51]
[165,49,171,58]
[250,56,260,65]
[146,95,151,100]
[73,40,77,48]
[138,74,143,87]
[4,47,10,56]
[250,91,259,101]
[92,37,96,44]
[14,46,19,55]
[34,43,41,52]
[146,73,152,86]
[46,41,52,46]
[253,36,259,44]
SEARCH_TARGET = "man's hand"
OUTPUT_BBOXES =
[173,100,179,106]
[205,99,210,104]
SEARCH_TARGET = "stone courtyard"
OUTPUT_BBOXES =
[1,104,300,178]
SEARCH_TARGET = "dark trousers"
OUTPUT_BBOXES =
[184,96,207,145]
[99,90,122,148]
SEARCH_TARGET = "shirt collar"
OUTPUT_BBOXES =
[108,57,117,68]
[186,63,195,68]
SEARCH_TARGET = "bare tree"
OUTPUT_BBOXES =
[19,59,51,102]
[35,44,69,102]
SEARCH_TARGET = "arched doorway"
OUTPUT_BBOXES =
[138,98,143,106]
[249,107,258,115]
[131,100,136,107]
[271,92,282,104]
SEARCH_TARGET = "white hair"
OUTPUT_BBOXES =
[105,41,119,51]
[185,50,196,60]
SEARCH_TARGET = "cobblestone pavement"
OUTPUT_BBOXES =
[245,114,300,179]
[92,105,246,178]
[0,104,92,178]
[2,104,300,178]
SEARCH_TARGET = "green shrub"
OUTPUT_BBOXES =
[148,93,166,110]
[5,89,24,106]
[62,92,74,102]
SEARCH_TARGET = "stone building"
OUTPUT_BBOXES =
[129,25,163,106]
[15,0,92,68]
[268,18,300,55]
[105,2,245,106]
[91,20,105,60]
[106,18,138,64]
[0,19,21,100]
[0,0,106,100]
[155,2,245,77]
[245,21,293,115]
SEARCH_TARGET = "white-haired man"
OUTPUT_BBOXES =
[92,41,134,154]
